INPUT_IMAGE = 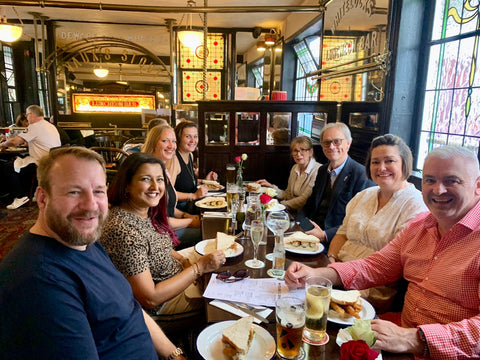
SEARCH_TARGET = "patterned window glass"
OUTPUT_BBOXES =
[179,33,225,102]
[294,36,320,101]
[417,0,480,169]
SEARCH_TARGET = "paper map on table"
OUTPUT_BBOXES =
[203,274,304,307]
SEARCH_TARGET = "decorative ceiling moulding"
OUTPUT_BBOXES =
[0,1,324,14]
[41,36,173,79]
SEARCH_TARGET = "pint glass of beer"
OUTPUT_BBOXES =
[226,183,240,215]
[275,296,305,359]
[303,276,332,345]
[226,164,236,184]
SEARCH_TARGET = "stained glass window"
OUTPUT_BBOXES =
[294,36,320,101]
[179,33,224,102]
[418,0,480,169]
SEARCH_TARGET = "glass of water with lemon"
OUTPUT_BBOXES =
[303,276,332,345]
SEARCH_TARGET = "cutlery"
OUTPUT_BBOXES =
[222,300,270,323]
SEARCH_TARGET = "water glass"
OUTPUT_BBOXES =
[276,296,305,359]
[303,276,332,345]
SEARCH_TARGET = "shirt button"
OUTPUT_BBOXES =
[422,289,425,293]
[425,277,429,280]
[434,256,438,260]
[416,308,419,311]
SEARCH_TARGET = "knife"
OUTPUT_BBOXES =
[223,300,270,323]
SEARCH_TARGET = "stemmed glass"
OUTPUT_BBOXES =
[265,211,291,262]
[245,220,265,268]
[230,195,240,235]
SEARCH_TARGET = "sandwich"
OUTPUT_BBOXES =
[221,316,255,360]
[284,231,320,252]
[200,179,223,190]
[245,182,261,193]
[200,197,227,208]
[329,290,362,319]
[265,199,279,210]
[215,232,237,256]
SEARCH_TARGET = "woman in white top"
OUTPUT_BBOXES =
[257,136,321,213]
[327,134,427,312]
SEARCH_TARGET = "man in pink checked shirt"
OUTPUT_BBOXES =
[285,145,480,360]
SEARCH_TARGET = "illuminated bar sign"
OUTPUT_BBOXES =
[72,93,156,114]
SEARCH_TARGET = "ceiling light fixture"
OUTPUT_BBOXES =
[0,8,23,43]
[264,30,276,46]
[256,41,266,52]
[93,65,109,78]
[177,0,204,49]
[116,64,128,85]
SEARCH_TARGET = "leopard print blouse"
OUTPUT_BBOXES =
[100,207,182,282]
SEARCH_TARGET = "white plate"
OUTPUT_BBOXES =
[285,242,324,255]
[336,331,382,360]
[195,239,244,258]
[266,203,286,212]
[195,197,228,209]
[328,297,376,325]
[196,321,276,360]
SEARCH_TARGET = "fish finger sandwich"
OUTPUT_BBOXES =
[284,231,320,252]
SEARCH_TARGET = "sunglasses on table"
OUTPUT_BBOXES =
[216,269,250,283]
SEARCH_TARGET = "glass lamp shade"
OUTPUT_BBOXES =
[178,30,204,49]
[256,41,266,51]
[0,23,23,43]
[93,67,109,78]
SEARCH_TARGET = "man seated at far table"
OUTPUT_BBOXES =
[0,147,186,360]
[0,105,61,209]
[297,122,374,248]
[286,145,480,359]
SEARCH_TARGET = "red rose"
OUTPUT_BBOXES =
[339,340,379,360]
[259,194,272,205]
[234,156,241,163]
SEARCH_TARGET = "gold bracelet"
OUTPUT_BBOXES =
[328,254,337,261]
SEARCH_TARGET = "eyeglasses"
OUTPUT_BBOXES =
[217,269,250,283]
[291,148,309,155]
[321,138,344,147]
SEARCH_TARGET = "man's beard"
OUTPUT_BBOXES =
[45,205,107,247]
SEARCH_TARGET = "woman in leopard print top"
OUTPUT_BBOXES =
[100,153,225,315]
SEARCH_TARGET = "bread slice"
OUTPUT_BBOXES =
[331,289,361,306]
[221,316,255,360]
[215,232,236,251]
[245,182,261,192]
[284,231,320,251]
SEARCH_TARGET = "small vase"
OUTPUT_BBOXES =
[235,167,243,188]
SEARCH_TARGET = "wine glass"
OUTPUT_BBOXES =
[244,195,261,235]
[230,194,240,235]
[245,220,265,268]
[265,211,291,261]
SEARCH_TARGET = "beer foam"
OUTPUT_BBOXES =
[277,306,305,328]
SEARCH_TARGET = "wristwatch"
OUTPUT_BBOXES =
[167,347,184,360]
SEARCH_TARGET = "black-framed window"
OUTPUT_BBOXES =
[416,0,480,169]
[2,44,17,125]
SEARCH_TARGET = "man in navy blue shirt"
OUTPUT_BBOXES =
[0,147,186,360]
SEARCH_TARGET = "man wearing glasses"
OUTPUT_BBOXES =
[296,122,374,251]
[0,105,61,209]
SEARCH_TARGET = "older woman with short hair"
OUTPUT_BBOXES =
[327,134,427,312]
[257,136,321,213]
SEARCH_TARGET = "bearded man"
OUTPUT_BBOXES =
[0,147,186,360]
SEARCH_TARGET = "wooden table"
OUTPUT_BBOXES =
[198,215,413,360]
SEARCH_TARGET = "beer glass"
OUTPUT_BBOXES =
[226,164,236,184]
[303,276,332,345]
[276,296,305,359]
[226,183,240,215]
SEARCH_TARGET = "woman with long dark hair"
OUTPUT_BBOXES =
[101,153,225,315]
